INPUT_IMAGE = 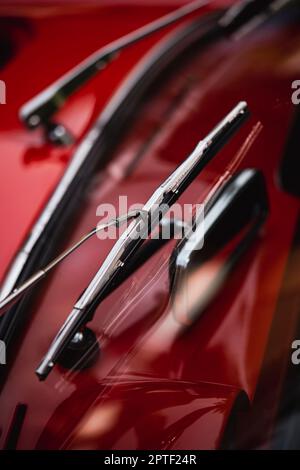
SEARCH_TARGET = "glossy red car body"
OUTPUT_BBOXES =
[1,0,300,450]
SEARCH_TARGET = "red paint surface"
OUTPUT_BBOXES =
[0,0,299,449]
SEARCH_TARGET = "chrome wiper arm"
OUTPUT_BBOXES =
[36,101,249,380]
[19,0,211,144]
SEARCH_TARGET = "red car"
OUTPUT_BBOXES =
[0,0,300,452]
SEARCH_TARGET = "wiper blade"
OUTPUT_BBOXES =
[19,0,211,144]
[36,101,249,380]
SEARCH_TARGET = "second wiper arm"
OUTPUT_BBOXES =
[36,101,249,380]
[19,0,211,137]
[20,0,291,145]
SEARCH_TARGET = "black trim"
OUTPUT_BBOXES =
[3,404,27,450]
[279,107,300,198]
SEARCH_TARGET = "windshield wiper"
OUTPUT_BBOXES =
[19,0,291,145]
[35,101,249,380]
[19,0,211,145]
